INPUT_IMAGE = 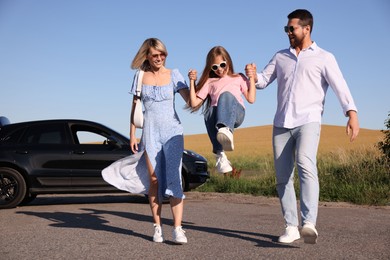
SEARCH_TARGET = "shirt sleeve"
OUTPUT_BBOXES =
[172,69,189,93]
[129,70,141,96]
[239,73,249,94]
[196,79,210,100]
[256,53,279,89]
[323,53,358,116]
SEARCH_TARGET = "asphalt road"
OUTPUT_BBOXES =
[1,192,389,260]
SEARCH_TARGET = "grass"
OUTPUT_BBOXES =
[317,148,389,205]
[184,125,389,206]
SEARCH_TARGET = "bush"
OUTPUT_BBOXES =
[377,112,390,161]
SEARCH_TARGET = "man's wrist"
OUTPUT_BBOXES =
[347,110,357,117]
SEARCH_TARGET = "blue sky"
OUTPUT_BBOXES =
[1,0,389,137]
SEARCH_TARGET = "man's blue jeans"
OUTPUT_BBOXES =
[204,92,245,154]
[273,122,321,227]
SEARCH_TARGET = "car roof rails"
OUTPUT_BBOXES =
[0,117,11,127]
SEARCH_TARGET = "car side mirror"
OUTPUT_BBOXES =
[106,137,121,148]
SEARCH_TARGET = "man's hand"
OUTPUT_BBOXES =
[245,63,258,82]
[346,110,359,142]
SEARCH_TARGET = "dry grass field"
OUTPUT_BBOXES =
[184,125,384,159]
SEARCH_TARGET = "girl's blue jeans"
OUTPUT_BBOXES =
[272,122,321,227]
[204,92,245,154]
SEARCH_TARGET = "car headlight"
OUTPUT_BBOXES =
[183,150,207,161]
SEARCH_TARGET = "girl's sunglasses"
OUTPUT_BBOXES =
[211,61,227,71]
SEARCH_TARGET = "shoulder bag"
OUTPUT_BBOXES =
[132,70,144,129]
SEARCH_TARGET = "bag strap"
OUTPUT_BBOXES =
[136,70,144,98]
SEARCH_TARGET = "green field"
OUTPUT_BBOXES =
[184,125,389,206]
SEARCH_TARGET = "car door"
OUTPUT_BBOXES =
[68,123,132,188]
[16,122,73,189]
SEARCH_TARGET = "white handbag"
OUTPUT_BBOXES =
[132,70,144,129]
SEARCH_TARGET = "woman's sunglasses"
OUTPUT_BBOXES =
[149,53,166,60]
[211,61,227,71]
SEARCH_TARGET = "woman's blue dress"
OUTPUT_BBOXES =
[131,69,188,200]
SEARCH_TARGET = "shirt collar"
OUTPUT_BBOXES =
[289,41,317,55]
[308,41,317,50]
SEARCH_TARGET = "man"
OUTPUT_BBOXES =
[245,9,359,244]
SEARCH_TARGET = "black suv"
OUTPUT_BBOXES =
[0,117,209,209]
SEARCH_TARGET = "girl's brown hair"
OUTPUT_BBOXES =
[191,46,238,113]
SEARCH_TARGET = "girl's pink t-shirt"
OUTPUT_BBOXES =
[197,74,249,108]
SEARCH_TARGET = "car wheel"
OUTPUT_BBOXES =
[0,167,27,209]
[181,170,189,192]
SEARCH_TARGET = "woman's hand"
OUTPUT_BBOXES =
[129,134,139,153]
[188,69,203,108]
[188,69,197,82]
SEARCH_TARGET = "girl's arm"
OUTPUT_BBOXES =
[244,64,256,104]
[188,69,204,108]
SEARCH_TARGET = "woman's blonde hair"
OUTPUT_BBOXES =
[131,38,168,71]
[190,46,237,113]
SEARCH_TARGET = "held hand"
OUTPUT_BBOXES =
[188,69,197,82]
[245,63,257,81]
[245,63,257,104]
[188,69,201,108]
[346,111,360,142]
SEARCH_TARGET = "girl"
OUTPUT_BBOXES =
[188,46,255,174]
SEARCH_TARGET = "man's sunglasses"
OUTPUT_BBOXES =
[284,26,296,33]
[211,61,227,71]
[284,25,308,33]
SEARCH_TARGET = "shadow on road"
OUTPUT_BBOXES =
[16,205,295,249]
[22,193,149,206]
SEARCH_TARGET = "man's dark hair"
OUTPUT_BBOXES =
[288,9,314,33]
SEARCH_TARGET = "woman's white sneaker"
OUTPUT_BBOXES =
[172,226,187,244]
[153,224,163,243]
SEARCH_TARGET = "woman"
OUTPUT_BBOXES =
[105,38,190,244]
